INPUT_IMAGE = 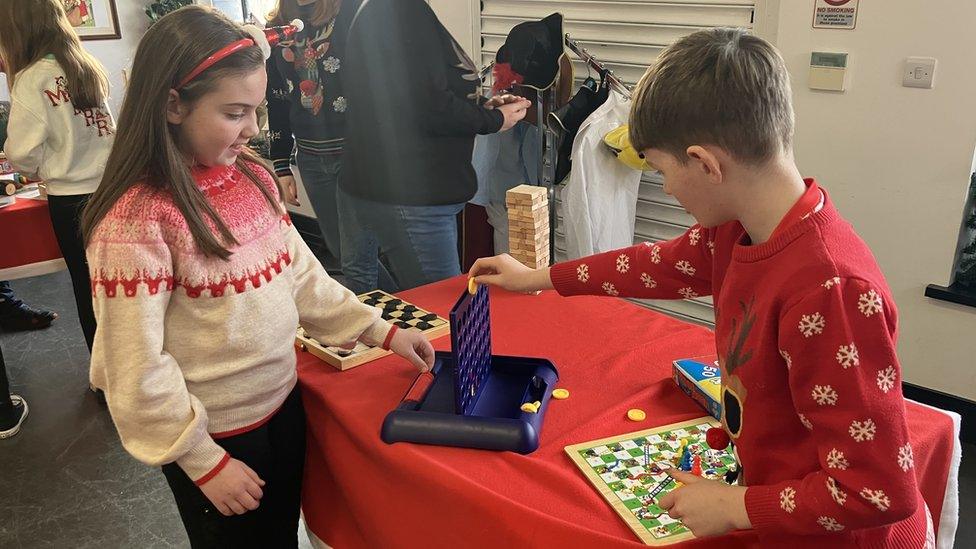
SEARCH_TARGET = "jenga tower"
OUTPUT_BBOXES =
[506,185,550,269]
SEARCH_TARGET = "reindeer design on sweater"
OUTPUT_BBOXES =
[719,296,756,440]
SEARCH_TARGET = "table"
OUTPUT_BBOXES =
[0,195,64,280]
[297,277,960,548]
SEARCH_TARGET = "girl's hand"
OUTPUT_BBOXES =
[468,254,553,294]
[389,328,435,372]
[657,469,751,537]
[199,458,265,516]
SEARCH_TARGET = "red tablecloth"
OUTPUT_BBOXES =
[298,277,958,548]
[0,195,64,280]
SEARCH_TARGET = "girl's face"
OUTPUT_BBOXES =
[167,68,265,167]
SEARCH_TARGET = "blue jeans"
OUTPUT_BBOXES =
[294,152,343,271]
[295,153,395,292]
[340,192,464,291]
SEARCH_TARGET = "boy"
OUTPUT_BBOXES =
[470,28,931,547]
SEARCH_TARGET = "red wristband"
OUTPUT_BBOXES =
[194,452,231,487]
[382,325,399,351]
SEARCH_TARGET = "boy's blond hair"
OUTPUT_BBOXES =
[629,28,794,165]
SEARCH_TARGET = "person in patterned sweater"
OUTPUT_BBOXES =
[80,7,433,546]
[470,29,932,547]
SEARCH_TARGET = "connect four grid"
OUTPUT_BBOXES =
[449,283,492,415]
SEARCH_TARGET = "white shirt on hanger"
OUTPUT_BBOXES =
[561,90,641,259]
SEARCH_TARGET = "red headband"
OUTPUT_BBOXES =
[176,19,304,90]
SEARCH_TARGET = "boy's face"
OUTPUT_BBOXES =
[642,147,734,229]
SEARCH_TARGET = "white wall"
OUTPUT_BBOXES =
[774,0,976,400]
[427,0,479,59]
[0,3,143,113]
[80,1,147,114]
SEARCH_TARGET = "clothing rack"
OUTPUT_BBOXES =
[563,34,632,99]
[477,34,632,98]
[478,34,634,265]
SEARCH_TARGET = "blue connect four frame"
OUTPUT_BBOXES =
[450,283,492,415]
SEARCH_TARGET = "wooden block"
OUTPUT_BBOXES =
[512,257,549,269]
[511,250,548,264]
[509,217,549,230]
[506,194,547,207]
[508,214,549,226]
[506,184,547,200]
[509,205,549,217]
[509,239,549,253]
[510,226,551,238]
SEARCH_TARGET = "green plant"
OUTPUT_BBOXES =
[146,0,193,25]
[954,174,976,289]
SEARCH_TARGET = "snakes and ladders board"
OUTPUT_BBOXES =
[296,290,449,371]
[565,417,737,545]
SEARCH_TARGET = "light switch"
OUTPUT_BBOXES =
[903,57,937,89]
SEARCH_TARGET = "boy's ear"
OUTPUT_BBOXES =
[166,89,187,125]
[686,145,723,183]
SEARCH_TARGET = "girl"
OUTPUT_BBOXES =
[0,0,113,352]
[265,0,397,293]
[81,6,433,546]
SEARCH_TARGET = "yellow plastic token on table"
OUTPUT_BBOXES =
[552,388,570,400]
[627,408,646,422]
[467,277,479,295]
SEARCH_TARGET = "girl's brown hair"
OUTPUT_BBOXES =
[0,0,109,109]
[268,0,340,28]
[81,5,282,260]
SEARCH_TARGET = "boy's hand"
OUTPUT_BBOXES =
[389,328,435,372]
[658,469,751,537]
[199,458,265,516]
[468,254,553,294]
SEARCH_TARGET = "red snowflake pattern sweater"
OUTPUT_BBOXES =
[550,180,930,547]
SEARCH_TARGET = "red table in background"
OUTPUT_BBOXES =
[297,277,959,549]
[0,195,64,280]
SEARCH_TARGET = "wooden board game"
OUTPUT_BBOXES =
[297,290,450,371]
[507,184,550,269]
[565,417,737,546]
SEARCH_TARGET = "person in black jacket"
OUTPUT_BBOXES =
[266,0,395,291]
[341,0,529,290]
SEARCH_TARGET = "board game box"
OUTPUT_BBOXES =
[381,283,559,453]
[672,357,722,420]
[565,417,737,545]
[297,290,449,371]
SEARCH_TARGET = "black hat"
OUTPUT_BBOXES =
[492,13,566,94]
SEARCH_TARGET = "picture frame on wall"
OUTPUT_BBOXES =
[64,0,121,41]
[193,0,248,23]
